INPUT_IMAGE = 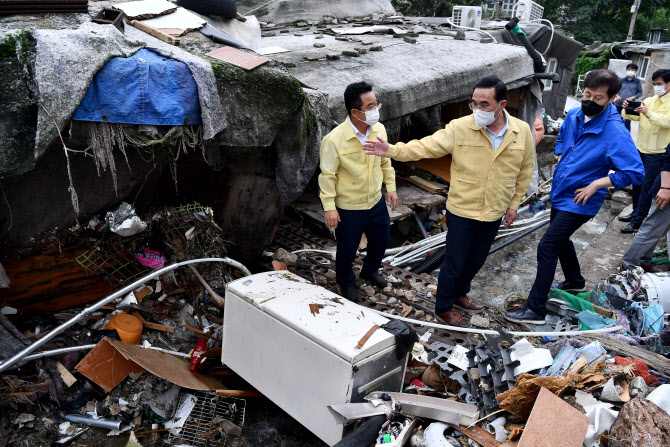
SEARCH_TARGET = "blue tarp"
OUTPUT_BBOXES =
[72,49,201,126]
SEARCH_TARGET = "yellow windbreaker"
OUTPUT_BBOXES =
[386,112,535,222]
[319,117,396,211]
[622,93,670,154]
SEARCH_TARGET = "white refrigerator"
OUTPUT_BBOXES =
[222,271,406,446]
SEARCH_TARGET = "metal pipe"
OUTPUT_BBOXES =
[368,308,625,337]
[414,212,430,239]
[18,344,192,365]
[0,257,249,373]
[63,414,123,430]
[489,219,550,255]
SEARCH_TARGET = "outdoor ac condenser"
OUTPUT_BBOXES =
[452,6,482,29]
[222,271,406,446]
[516,0,544,21]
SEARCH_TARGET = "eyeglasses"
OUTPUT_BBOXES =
[468,101,497,112]
[359,103,382,113]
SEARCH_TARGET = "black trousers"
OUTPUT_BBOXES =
[526,208,592,316]
[335,197,390,287]
[435,210,500,313]
[631,152,663,227]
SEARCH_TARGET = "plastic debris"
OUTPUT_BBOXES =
[105,202,148,237]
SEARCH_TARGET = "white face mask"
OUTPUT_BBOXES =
[473,103,502,128]
[355,104,381,126]
[654,84,668,97]
[626,70,636,78]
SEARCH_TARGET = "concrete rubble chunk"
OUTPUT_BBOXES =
[303,54,321,61]
[335,36,349,41]
[313,42,325,48]
[470,315,490,328]
[342,50,360,57]
[326,52,341,60]
[363,285,375,296]
[610,397,670,447]
[353,46,368,53]
[404,36,417,44]
[370,45,383,51]
[273,248,298,266]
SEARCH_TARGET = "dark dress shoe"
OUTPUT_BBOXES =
[618,213,633,222]
[360,270,388,288]
[435,310,470,328]
[453,296,484,313]
[621,222,639,233]
[341,286,359,303]
[551,280,587,293]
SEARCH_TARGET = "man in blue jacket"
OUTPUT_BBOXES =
[506,69,644,324]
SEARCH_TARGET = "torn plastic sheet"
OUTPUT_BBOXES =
[647,384,670,414]
[508,339,553,376]
[576,390,617,447]
[540,341,606,377]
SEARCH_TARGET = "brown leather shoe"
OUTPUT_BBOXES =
[435,310,470,328]
[453,296,484,313]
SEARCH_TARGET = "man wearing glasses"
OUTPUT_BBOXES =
[364,76,534,327]
[319,81,398,303]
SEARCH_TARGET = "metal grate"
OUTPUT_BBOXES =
[167,390,246,447]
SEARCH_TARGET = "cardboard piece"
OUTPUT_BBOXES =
[76,338,225,392]
[518,387,589,447]
[76,338,144,392]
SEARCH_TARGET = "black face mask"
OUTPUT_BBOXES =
[581,100,607,117]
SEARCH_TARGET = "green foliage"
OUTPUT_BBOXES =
[535,0,670,44]
[573,45,612,82]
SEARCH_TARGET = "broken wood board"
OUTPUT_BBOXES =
[356,325,380,349]
[76,338,225,392]
[576,333,670,376]
[407,155,452,183]
[518,387,589,447]
[55,362,77,388]
[447,423,500,447]
[131,20,180,46]
[131,311,175,333]
[0,249,114,313]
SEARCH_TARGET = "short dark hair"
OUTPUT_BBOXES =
[626,63,638,70]
[652,69,670,83]
[473,75,507,102]
[584,69,621,97]
[344,82,373,116]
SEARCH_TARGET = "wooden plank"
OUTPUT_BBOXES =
[131,311,175,333]
[215,389,263,398]
[131,20,179,46]
[407,155,452,183]
[446,423,500,447]
[0,248,114,313]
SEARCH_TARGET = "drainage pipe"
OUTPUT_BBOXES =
[0,257,250,373]
[505,16,546,73]
[489,219,550,255]
[63,414,123,430]
[17,344,192,365]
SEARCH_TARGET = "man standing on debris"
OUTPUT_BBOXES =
[318,81,398,302]
[614,63,643,132]
[364,76,534,327]
[506,69,644,324]
[622,142,670,271]
[619,69,670,233]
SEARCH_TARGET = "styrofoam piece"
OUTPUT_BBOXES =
[647,384,670,414]
[447,345,470,371]
[509,339,553,376]
[140,7,207,33]
[424,422,459,447]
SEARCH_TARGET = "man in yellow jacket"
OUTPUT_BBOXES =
[620,69,670,232]
[318,82,398,302]
[364,76,535,327]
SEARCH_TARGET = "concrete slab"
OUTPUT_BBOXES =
[262,31,535,123]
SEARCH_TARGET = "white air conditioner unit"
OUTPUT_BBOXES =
[452,6,482,29]
[516,0,544,21]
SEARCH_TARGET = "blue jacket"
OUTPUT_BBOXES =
[551,104,644,216]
